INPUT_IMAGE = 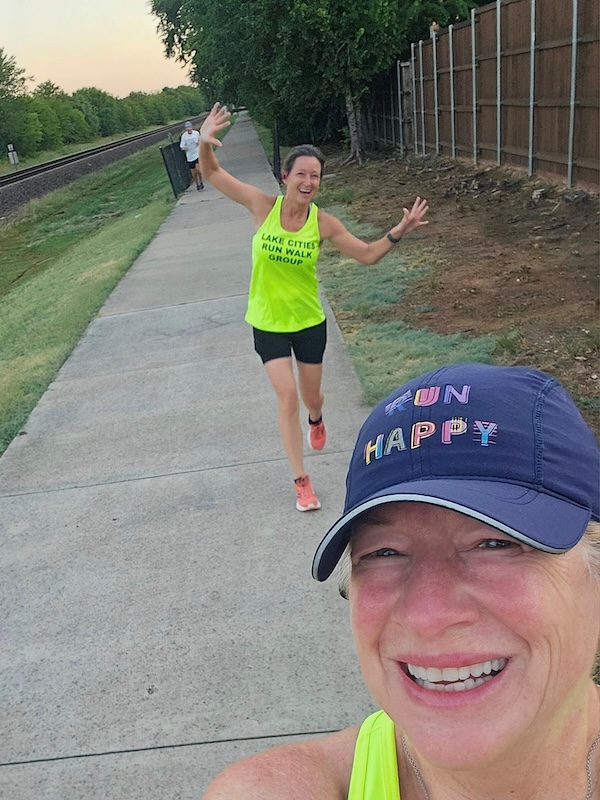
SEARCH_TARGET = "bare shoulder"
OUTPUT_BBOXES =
[317,208,347,240]
[202,726,359,800]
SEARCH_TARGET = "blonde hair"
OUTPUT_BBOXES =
[581,520,600,583]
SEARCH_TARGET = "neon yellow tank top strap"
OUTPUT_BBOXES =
[348,710,401,800]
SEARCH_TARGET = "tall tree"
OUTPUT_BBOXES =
[71,88,122,136]
[32,80,64,99]
[151,0,476,159]
[0,48,31,99]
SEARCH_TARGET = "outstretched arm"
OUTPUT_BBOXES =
[199,102,274,223]
[319,196,429,266]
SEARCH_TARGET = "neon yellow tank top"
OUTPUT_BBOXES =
[348,711,401,800]
[246,195,325,332]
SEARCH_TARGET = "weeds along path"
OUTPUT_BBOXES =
[316,147,599,431]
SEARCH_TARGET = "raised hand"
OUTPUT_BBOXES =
[397,196,429,237]
[200,102,232,147]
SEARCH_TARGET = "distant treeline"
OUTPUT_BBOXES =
[0,48,206,161]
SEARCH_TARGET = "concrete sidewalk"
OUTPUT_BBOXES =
[0,113,375,799]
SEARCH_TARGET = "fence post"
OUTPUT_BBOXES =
[497,0,502,165]
[449,24,456,159]
[272,120,281,182]
[411,43,418,153]
[432,31,440,154]
[567,0,579,188]
[419,39,426,155]
[528,0,536,176]
[396,60,405,156]
[472,8,478,165]
[390,80,395,149]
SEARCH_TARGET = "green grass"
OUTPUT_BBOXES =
[250,127,502,407]
[343,322,496,405]
[0,146,176,453]
[316,207,497,405]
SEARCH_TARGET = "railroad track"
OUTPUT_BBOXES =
[0,115,206,217]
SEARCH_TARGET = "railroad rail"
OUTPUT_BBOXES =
[0,115,206,217]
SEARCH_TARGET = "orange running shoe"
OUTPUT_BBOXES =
[307,417,327,451]
[294,475,321,512]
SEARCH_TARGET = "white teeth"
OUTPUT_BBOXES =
[406,658,508,692]
[407,664,419,678]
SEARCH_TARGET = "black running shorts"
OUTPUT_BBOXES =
[253,319,327,364]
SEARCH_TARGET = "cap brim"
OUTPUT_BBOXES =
[312,479,593,581]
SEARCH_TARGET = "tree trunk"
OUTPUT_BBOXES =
[359,105,372,151]
[344,92,364,164]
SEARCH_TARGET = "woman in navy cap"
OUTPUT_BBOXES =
[203,363,600,800]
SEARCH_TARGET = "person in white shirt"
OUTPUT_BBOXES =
[180,121,204,191]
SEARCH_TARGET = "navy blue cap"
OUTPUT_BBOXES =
[312,363,600,581]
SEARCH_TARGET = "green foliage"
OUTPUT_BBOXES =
[30,97,64,150]
[0,48,31,99]
[0,51,205,165]
[71,93,102,137]
[72,87,122,136]
[32,80,63,99]
[0,97,42,155]
[150,0,477,148]
[152,0,404,143]
[403,0,477,57]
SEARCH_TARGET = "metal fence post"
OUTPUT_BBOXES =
[497,0,502,165]
[449,25,456,159]
[419,39,426,155]
[390,81,396,149]
[396,60,405,156]
[411,43,418,153]
[472,8,478,165]
[528,0,536,176]
[567,0,579,187]
[432,31,440,153]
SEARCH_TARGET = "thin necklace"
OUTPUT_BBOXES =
[586,728,600,800]
[401,729,600,800]
[401,735,431,800]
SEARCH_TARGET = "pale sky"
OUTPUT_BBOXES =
[4,0,191,97]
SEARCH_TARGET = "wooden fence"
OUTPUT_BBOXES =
[366,0,599,189]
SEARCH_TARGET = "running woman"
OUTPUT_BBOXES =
[199,103,428,512]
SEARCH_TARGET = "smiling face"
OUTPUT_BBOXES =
[282,156,322,203]
[349,502,600,768]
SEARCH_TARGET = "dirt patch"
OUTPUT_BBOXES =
[322,147,599,431]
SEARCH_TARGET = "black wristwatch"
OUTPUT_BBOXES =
[387,231,402,244]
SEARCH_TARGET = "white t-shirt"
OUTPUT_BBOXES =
[180,130,200,162]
